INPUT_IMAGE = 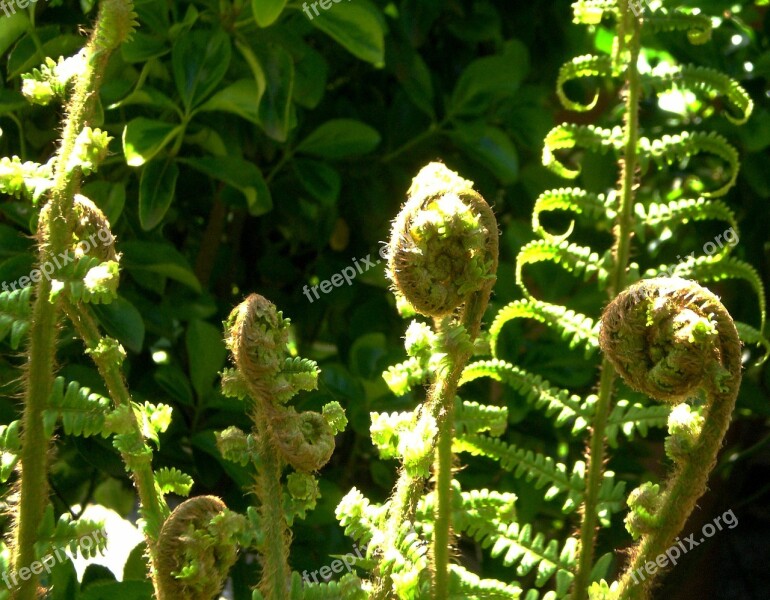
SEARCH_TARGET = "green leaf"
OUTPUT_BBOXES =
[297,119,381,159]
[122,118,182,167]
[172,28,232,111]
[294,159,341,206]
[257,43,295,142]
[252,0,288,27]
[91,297,146,354]
[308,3,386,66]
[178,156,272,216]
[196,79,261,124]
[186,319,227,398]
[139,158,179,231]
[120,241,202,293]
[449,41,529,116]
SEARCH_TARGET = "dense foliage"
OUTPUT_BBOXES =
[1,0,769,598]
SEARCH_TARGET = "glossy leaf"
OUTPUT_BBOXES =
[297,119,381,159]
[139,158,179,231]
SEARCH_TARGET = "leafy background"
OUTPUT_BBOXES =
[0,0,769,598]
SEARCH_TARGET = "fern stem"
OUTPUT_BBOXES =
[573,4,642,598]
[432,355,455,599]
[11,3,133,598]
[61,300,169,594]
[253,409,292,599]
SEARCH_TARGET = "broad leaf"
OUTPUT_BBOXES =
[139,158,179,231]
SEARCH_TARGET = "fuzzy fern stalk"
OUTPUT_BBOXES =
[595,277,741,599]
[220,294,344,599]
[369,162,498,598]
[10,2,135,599]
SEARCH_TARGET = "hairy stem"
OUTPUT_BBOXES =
[62,300,169,596]
[11,3,134,598]
[573,4,642,598]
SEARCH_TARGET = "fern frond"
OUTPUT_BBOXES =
[0,286,32,349]
[336,488,384,548]
[36,504,106,560]
[461,506,578,594]
[605,400,671,447]
[644,11,713,45]
[301,573,368,599]
[543,124,622,178]
[517,240,609,295]
[634,197,738,245]
[155,467,194,497]
[461,360,595,433]
[454,434,584,513]
[53,256,120,305]
[533,188,614,242]
[448,564,525,599]
[44,376,112,438]
[571,0,618,25]
[0,155,54,202]
[557,54,614,111]
[455,399,508,437]
[279,356,320,395]
[383,356,430,396]
[637,131,739,198]
[645,255,766,331]
[647,64,753,124]
[488,298,600,357]
[0,420,21,483]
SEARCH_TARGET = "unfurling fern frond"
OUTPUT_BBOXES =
[543,125,622,178]
[0,285,32,349]
[488,298,600,357]
[0,155,54,202]
[646,64,753,124]
[155,467,194,497]
[44,376,112,438]
[636,131,739,197]
[517,240,609,294]
[644,11,713,45]
[634,197,738,244]
[461,359,595,432]
[533,188,615,241]
[557,54,614,111]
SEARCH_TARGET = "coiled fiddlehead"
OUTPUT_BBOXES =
[387,162,497,319]
[598,277,742,599]
[222,294,340,599]
[156,496,244,600]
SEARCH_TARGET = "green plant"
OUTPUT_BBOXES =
[1,0,769,599]
[332,2,768,599]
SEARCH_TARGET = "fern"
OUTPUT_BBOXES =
[0,286,32,349]
[0,421,21,483]
[461,359,595,433]
[488,299,600,357]
[516,240,610,294]
[44,377,112,438]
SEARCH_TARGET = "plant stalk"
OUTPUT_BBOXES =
[572,3,642,598]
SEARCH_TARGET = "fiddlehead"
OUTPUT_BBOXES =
[365,162,498,599]
[156,496,245,600]
[598,277,742,598]
[221,293,342,599]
